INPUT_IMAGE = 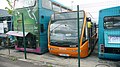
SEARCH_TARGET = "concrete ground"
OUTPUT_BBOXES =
[0,46,119,67]
[0,56,48,67]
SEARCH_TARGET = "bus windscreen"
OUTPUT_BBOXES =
[52,11,84,21]
[50,11,84,47]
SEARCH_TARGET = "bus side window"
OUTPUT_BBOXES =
[41,24,44,33]
[82,28,86,43]
[93,23,96,34]
[83,28,86,38]
[82,23,88,43]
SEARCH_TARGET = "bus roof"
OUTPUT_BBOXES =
[0,9,12,17]
[51,0,72,11]
[100,6,120,12]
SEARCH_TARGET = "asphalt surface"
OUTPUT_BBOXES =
[0,56,48,67]
[0,44,120,67]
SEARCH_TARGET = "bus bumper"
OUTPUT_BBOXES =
[15,45,41,54]
[48,43,89,58]
[48,45,78,57]
[99,52,120,60]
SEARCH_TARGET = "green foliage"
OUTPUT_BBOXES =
[48,64,53,67]
[5,7,13,14]
[9,56,18,61]
[5,0,13,14]
[6,0,13,9]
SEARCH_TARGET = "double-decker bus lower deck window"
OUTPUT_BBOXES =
[104,16,120,29]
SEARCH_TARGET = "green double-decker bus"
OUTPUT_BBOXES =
[8,0,71,54]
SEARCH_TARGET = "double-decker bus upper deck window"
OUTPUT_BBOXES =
[52,4,61,12]
[62,8,68,12]
[104,16,120,29]
[15,0,36,9]
[42,0,52,9]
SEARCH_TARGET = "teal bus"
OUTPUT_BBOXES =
[98,6,120,60]
[7,0,72,54]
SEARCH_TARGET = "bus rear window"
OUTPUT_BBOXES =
[104,16,120,29]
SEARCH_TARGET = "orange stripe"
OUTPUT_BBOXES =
[80,11,87,46]
[48,20,51,44]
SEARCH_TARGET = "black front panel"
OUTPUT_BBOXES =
[50,42,77,47]
[105,47,120,54]
[17,33,36,49]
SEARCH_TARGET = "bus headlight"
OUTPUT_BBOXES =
[49,48,55,50]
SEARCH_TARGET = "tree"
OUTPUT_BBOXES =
[5,0,14,14]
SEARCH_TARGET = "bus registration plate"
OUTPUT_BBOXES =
[59,54,69,57]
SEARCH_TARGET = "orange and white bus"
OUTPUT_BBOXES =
[48,10,97,58]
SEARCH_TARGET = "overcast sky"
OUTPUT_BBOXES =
[0,0,120,23]
[1,0,119,9]
[55,0,120,22]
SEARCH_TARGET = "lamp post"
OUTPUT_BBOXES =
[71,1,74,9]
[21,13,27,59]
[77,5,80,67]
